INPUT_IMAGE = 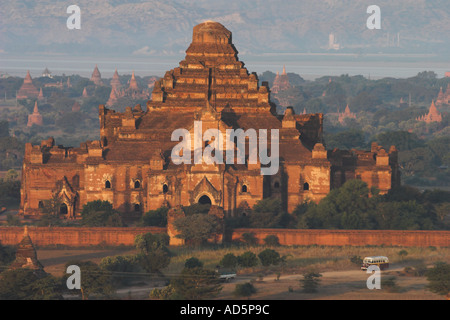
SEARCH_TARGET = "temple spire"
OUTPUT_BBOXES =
[33,101,39,113]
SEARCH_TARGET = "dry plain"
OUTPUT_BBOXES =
[35,244,450,300]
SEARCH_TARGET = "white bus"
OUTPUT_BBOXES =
[361,256,389,270]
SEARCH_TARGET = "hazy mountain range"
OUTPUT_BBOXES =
[1,0,450,59]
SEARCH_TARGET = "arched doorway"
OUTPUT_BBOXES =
[198,195,212,206]
[60,203,68,215]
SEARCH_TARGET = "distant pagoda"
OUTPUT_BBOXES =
[110,68,123,93]
[9,226,45,275]
[106,88,119,107]
[435,84,450,106]
[37,87,44,101]
[90,65,103,86]
[271,65,291,94]
[17,71,39,99]
[417,101,442,123]
[42,67,52,78]
[338,104,357,124]
[27,101,44,127]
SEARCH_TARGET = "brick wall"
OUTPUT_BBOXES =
[0,227,449,247]
[231,228,450,247]
[0,227,166,247]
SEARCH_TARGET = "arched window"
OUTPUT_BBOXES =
[274,181,280,189]
[163,184,168,194]
[134,203,141,212]
[241,185,248,193]
[303,182,309,191]
[134,180,141,189]
[105,180,111,189]
[38,201,44,209]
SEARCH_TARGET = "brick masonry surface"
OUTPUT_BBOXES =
[0,227,449,247]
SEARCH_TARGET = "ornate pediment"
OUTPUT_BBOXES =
[189,176,221,204]
[56,176,77,204]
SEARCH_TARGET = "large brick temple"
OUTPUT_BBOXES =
[20,21,400,219]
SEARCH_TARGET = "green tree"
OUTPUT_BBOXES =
[36,193,64,227]
[323,81,346,108]
[149,284,177,300]
[182,203,212,216]
[56,112,85,134]
[375,201,434,230]
[0,120,9,137]
[6,214,21,226]
[80,200,123,227]
[350,91,382,112]
[184,257,203,269]
[4,169,18,181]
[220,253,238,269]
[134,233,171,276]
[140,207,168,227]
[373,131,423,151]
[173,213,221,245]
[240,232,259,246]
[324,130,366,150]
[0,269,63,300]
[258,249,281,267]
[136,249,171,276]
[398,250,409,261]
[250,198,290,228]
[0,179,21,203]
[263,235,280,247]
[237,251,259,268]
[0,241,16,268]
[40,193,63,216]
[171,267,222,300]
[134,233,170,254]
[300,180,377,229]
[300,271,322,293]
[63,260,114,300]
[99,255,140,287]
[434,202,450,224]
[234,282,256,298]
[426,262,450,296]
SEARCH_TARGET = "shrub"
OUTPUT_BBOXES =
[426,262,450,296]
[171,267,222,300]
[263,235,280,247]
[182,203,211,216]
[398,250,408,260]
[6,214,21,226]
[99,255,140,286]
[258,249,281,267]
[220,253,238,269]
[300,271,322,293]
[184,257,204,269]
[382,276,400,293]
[149,285,176,300]
[234,282,256,298]
[238,251,258,268]
[81,200,123,227]
[240,232,258,246]
[173,214,221,245]
[141,207,168,227]
[350,255,363,266]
